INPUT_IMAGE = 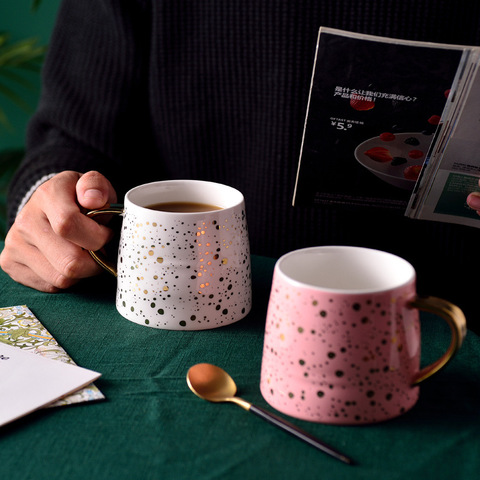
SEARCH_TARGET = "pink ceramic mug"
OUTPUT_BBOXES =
[260,246,466,425]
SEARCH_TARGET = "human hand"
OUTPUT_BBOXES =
[467,190,480,215]
[0,170,117,292]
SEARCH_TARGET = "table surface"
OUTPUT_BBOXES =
[1,242,479,480]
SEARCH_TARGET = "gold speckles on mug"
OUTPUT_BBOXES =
[260,267,420,425]
[115,204,251,330]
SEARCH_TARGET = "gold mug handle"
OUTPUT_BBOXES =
[408,296,467,385]
[86,206,124,277]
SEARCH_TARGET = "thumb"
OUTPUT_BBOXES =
[76,171,118,210]
[467,191,480,213]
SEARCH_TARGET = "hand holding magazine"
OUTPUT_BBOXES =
[294,27,480,228]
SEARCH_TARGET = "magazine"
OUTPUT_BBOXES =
[293,27,480,227]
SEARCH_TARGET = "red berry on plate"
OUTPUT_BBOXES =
[379,132,395,141]
[404,165,422,180]
[364,147,393,163]
[408,149,424,159]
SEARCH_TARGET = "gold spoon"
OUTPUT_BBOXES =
[186,363,354,465]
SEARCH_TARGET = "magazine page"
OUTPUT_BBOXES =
[406,51,480,227]
[293,27,466,211]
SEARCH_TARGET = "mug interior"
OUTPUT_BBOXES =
[277,246,415,293]
[126,180,244,211]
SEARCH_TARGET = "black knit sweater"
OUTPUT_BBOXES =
[7,0,480,321]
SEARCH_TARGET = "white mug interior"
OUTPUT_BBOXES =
[126,179,244,212]
[277,246,415,293]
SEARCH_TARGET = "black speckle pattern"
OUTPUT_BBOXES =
[260,270,421,424]
[116,205,251,330]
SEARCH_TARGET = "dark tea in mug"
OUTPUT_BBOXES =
[146,202,223,212]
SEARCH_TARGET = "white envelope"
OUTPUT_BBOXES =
[0,343,101,427]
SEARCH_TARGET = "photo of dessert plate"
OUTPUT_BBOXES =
[354,132,433,189]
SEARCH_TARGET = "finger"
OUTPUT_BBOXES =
[1,252,100,293]
[33,172,113,251]
[76,170,118,210]
[10,176,108,282]
[466,191,480,214]
[0,242,69,293]
[0,256,63,293]
[1,223,103,291]
[2,171,114,291]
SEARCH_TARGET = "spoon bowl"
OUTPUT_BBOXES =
[186,363,354,465]
[187,363,237,402]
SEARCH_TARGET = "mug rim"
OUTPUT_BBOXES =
[125,179,245,214]
[276,245,416,294]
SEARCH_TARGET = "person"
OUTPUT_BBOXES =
[1,0,480,332]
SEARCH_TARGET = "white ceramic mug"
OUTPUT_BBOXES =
[87,180,252,330]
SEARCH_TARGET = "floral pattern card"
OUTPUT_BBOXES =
[0,305,105,407]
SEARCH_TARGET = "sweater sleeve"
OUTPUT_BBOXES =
[7,0,154,226]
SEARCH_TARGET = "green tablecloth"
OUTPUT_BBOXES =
[1,242,479,480]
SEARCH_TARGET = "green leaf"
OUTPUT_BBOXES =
[0,38,46,67]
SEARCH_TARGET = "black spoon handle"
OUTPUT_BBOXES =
[248,404,354,465]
